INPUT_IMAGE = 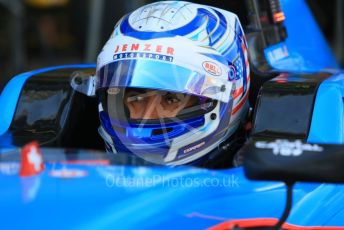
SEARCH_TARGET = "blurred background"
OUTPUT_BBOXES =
[0,0,343,92]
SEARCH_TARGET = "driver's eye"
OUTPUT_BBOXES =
[132,96,144,102]
[164,92,181,104]
[126,91,145,102]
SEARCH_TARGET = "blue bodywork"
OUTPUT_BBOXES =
[1,160,344,229]
[308,73,344,144]
[0,0,344,229]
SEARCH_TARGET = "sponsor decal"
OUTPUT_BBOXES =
[107,88,121,95]
[183,141,206,154]
[59,160,110,165]
[255,139,323,157]
[20,141,45,177]
[202,61,222,76]
[0,162,20,175]
[114,44,175,55]
[49,169,88,178]
[113,52,173,62]
[113,43,175,62]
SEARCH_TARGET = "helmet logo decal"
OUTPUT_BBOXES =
[107,88,121,95]
[183,141,206,155]
[113,43,175,62]
[114,44,174,55]
[202,61,222,76]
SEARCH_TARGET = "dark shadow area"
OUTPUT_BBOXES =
[0,0,342,92]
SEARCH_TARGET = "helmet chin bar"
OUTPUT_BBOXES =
[163,102,221,165]
[70,71,96,96]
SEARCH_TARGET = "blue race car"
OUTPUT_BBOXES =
[0,0,343,229]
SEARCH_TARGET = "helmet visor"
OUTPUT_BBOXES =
[96,59,232,103]
[96,59,231,165]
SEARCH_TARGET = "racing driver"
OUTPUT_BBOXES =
[95,1,250,167]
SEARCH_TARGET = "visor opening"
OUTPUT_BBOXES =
[152,127,173,136]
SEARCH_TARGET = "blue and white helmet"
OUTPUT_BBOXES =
[96,1,250,165]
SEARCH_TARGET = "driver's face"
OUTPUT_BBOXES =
[124,89,197,119]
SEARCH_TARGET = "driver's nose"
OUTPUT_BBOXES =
[142,94,161,119]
